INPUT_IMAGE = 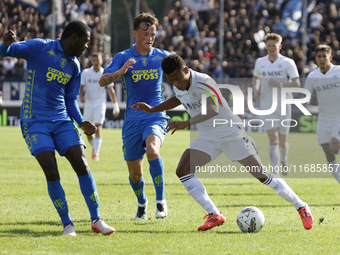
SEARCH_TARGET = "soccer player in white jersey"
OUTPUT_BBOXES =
[304,44,340,185]
[79,53,120,160]
[131,54,313,231]
[253,33,301,175]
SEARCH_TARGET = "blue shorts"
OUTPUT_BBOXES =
[21,120,85,157]
[122,116,170,161]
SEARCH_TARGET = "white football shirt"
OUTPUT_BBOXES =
[81,66,113,106]
[304,64,340,119]
[173,70,245,141]
[253,54,299,110]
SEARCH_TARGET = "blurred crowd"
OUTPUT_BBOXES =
[154,0,340,80]
[0,0,109,79]
[1,0,340,83]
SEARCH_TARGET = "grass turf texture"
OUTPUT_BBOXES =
[0,126,339,254]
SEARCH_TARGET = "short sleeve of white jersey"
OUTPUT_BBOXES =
[286,58,299,79]
[304,73,315,94]
[253,59,261,77]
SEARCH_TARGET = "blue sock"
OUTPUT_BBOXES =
[149,157,165,201]
[129,177,147,204]
[78,171,101,221]
[47,179,73,227]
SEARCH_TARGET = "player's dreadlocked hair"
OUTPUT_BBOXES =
[61,20,89,40]
[161,54,186,75]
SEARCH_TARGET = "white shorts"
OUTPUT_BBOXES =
[189,135,258,162]
[83,102,106,125]
[260,106,291,135]
[317,117,340,144]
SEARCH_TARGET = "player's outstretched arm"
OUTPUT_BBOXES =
[99,58,136,87]
[131,96,182,113]
[166,97,218,135]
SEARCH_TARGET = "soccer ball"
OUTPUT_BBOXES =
[237,206,265,233]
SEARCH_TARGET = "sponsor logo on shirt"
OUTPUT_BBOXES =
[183,100,202,111]
[261,71,283,77]
[316,82,340,92]
[131,69,159,82]
[46,67,71,84]
[151,55,164,60]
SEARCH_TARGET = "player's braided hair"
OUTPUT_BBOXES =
[162,54,186,75]
[61,20,89,40]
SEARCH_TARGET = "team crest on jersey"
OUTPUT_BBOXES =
[60,58,67,68]
[261,71,266,77]
[141,58,148,66]
[48,50,55,56]
[31,135,38,144]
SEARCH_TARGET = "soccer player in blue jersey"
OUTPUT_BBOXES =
[99,13,169,220]
[0,21,115,236]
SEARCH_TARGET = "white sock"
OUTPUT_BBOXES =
[269,142,280,173]
[92,137,102,156]
[263,173,305,209]
[328,160,340,184]
[179,174,220,215]
[279,141,289,164]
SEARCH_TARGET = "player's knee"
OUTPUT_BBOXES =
[176,166,190,178]
[330,144,340,154]
[74,163,90,176]
[279,140,286,148]
[322,143,336,161]
[44,171,60,182]
[146,147,160,161]
[130,173,143,183]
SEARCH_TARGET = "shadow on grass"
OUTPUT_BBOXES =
[0,228,60,237]
[116,229,197,234]
[0,219,92,237]
[98,182,256,187]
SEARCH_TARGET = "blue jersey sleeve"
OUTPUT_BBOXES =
[0,39,48,60]
[104,52,126,74]
[65,98,84,126]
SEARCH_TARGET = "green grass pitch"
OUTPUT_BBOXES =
[0,126,339,254]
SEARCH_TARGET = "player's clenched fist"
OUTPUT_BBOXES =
[3,30,16,46]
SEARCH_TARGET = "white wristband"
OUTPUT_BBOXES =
[113,102,119,115]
